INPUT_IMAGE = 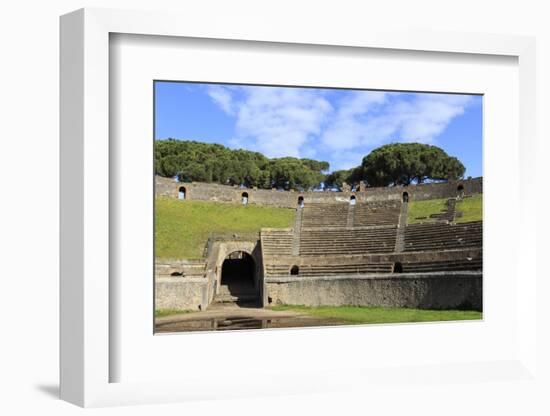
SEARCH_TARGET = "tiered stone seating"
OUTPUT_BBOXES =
[404,221,482,252]
[260,200,482,278]
[298,262,393,275]
[260,229,293,256]
[265,261,393,276]
[354,201,401,227]
[401,257,482,272]
[264,264,294,276]
[300,227,397,255]
[301,203,349,228]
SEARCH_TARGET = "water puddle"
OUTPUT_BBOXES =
[156,315,344,333]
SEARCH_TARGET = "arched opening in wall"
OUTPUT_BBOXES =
[402,192,409,203]
[178,186,186,200]
[350,195,357,205]
[220,251,256,300]
[290,265,300,275]
[393,262,403,273]
[457,184,465,198]
[241,192,249,205]
[297,196,304,208]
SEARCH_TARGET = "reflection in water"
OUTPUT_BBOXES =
[156,315,344,333]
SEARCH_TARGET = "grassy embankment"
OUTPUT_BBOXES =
[155,198,295,259]
[407,193,482,224]
[454,193,483,223]
[270,305,482,324]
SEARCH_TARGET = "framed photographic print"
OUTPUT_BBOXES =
[152,81,484,335]
[60,7,538,408]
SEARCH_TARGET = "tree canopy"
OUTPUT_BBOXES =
[155,139,328,190]
[155,139,466,190]
[358,143,465,186]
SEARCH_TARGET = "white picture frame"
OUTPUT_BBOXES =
[60,7,538,408]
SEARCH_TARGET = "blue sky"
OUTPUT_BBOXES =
[155,81,483,177]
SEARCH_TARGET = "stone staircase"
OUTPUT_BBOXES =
[394,201,408,253]
[346,204,355,227]
[429,198,457,223]
[292,208,303,256]
[213,284,260,304]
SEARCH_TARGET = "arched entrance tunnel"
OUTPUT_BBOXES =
[219,251,259,304]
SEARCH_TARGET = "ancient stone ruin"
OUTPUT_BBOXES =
[155,176,482,312]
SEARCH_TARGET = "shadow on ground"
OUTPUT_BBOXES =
[35,383,59,399]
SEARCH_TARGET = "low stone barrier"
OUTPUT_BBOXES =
[265,271,482,311]
[156,175,482,207]
[155,277,208,311]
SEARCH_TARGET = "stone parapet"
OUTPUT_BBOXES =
[156,176,482,207]
[265,271,482,310]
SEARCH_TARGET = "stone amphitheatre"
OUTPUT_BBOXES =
[155,175,482,330]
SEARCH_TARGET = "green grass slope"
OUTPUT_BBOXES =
[271,305,482,324]
[407,197,448,224]
[408,193,482,224]
[155,198,295,259]
[455,193,483,223]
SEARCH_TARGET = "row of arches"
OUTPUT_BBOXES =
[178,185,465,204]
[178,187,251,204]
[296,183,464,207]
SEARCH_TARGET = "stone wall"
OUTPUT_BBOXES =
[156,175,482,208]
[265,272,482,310]
[155,277,208,311]
[156,242,483,311]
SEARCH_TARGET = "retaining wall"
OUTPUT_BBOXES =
[156,175,482,207]
[155,277,208,311]
[265,272,482,310]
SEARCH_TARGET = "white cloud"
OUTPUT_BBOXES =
[206,85,235,115]
[206,85,475,170]
[209,85,333,158]
[321,92,473,156]
[397,94,472,141]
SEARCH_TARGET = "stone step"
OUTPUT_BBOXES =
[214,294,260,303]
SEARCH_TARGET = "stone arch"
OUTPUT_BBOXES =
[402,191,409,203]
[297,196,304,208]
[393,262,403,273]
[178,186,186,200]
[220,251,256,298]
[350,195,357,205]
[290,265,300,275]
[457,184,465,198]
[241,191,249,205]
